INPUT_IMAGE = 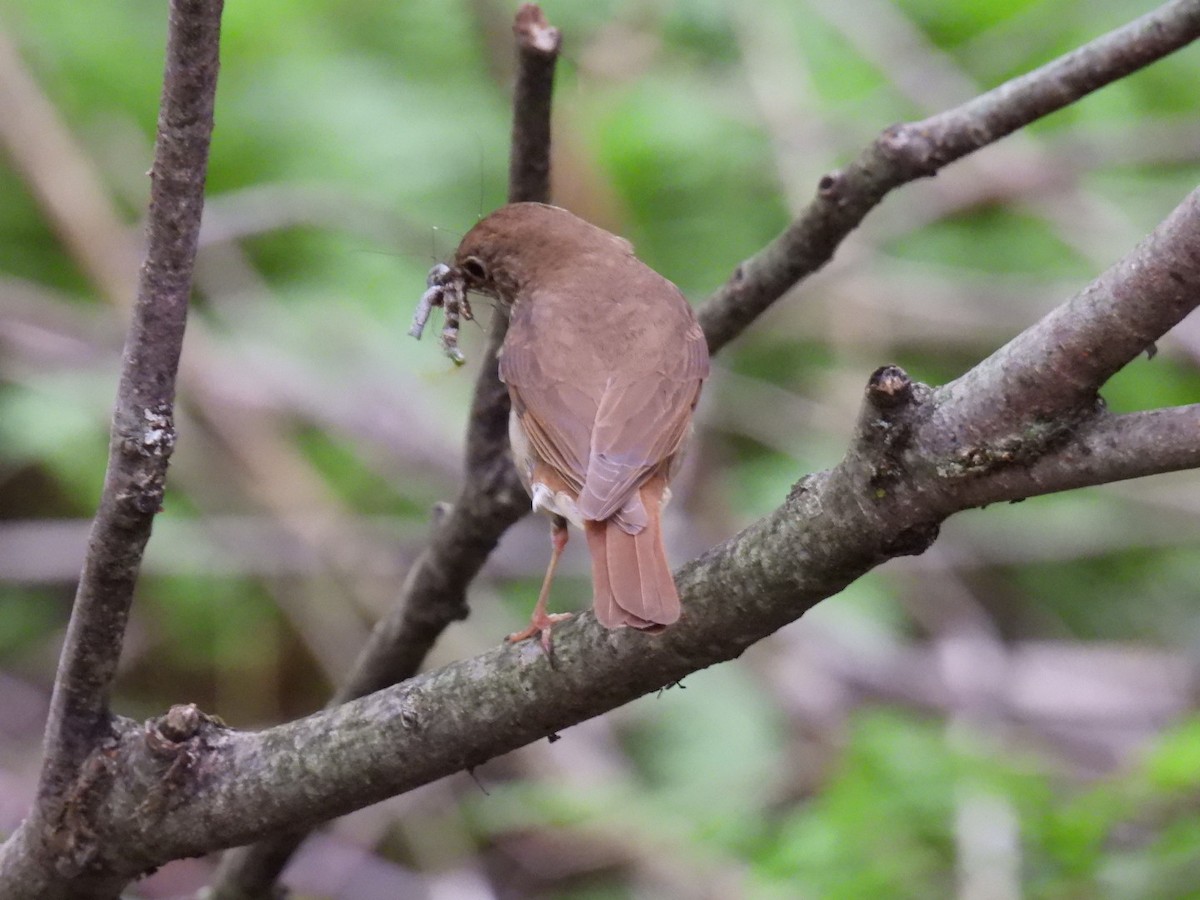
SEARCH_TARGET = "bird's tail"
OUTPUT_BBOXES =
[584,481,680,631]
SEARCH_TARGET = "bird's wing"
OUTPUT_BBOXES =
[499,316,592,494]
[501,292,709,525]
[575,320,709,526]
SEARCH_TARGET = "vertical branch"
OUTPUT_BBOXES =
[34,0,223,813]
[342,2,561,699]
[0,0,223,895]
[340,3,560,704]
[205,6,561,898]
[507,3,560,204]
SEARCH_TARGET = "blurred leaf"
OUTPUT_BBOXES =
[885,207,1095,279]
[0,586,63,658]
[1146,719,1200,794]
[625,664,786,823]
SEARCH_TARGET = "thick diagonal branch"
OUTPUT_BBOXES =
[86,203,1200,852]
[935,188,1200,442]
[40,399,1200,879]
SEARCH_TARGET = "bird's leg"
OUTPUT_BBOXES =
[508,515,573,654]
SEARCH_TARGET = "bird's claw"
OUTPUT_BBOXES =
[507,612,573,656]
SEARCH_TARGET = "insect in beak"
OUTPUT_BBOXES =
[409,262,474,365]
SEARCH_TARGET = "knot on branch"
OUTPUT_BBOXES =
[116,403,176,462]
[817,171,845,202]
[851,365,928,493]
[146,702,223,749]
[431,500,454,525]
[113,402,177,515]
[867,364,915,410]
[877,123,941,177]
[139,704,226,819]
[137,403,177,459]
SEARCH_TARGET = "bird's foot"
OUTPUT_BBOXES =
[507,611,573,656]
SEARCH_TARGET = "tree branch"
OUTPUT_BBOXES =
[11,371,1197,883]
[10,166,1200,895]
[0,1,223,898]
[957,404,1200,508]
[25,399,1200,871]
[934,188,1200,443]
[507,3,560,205]
[112,361,1200,873]
[340,0,559,718]
[698,0,1200,355]
[206,5,562,898]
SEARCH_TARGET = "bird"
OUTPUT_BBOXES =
[449,202,709,651]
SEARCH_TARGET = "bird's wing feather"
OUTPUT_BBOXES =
[501,291,708,523]
[500,316,591,493]
[575,321,708,524]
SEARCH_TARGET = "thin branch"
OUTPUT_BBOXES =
[206,5,562,897]
[508,3,561,204]
[958,404,1200,508]
[341,0,558,706]
[698,0,1200,354]
[38,0,222,817]
[0,1,224,896]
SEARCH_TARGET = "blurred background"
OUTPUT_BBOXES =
[2,0,1200,897]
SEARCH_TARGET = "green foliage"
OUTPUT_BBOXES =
[467,707,1200,898]
[0,375,112,502]
[887,207,1096,279]
[754,713,964,898]
[590,74,789,292]
[0,586,64,659]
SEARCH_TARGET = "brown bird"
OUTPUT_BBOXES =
[451,203,709,650]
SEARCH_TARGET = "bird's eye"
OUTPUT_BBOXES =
[461,256,487,281]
